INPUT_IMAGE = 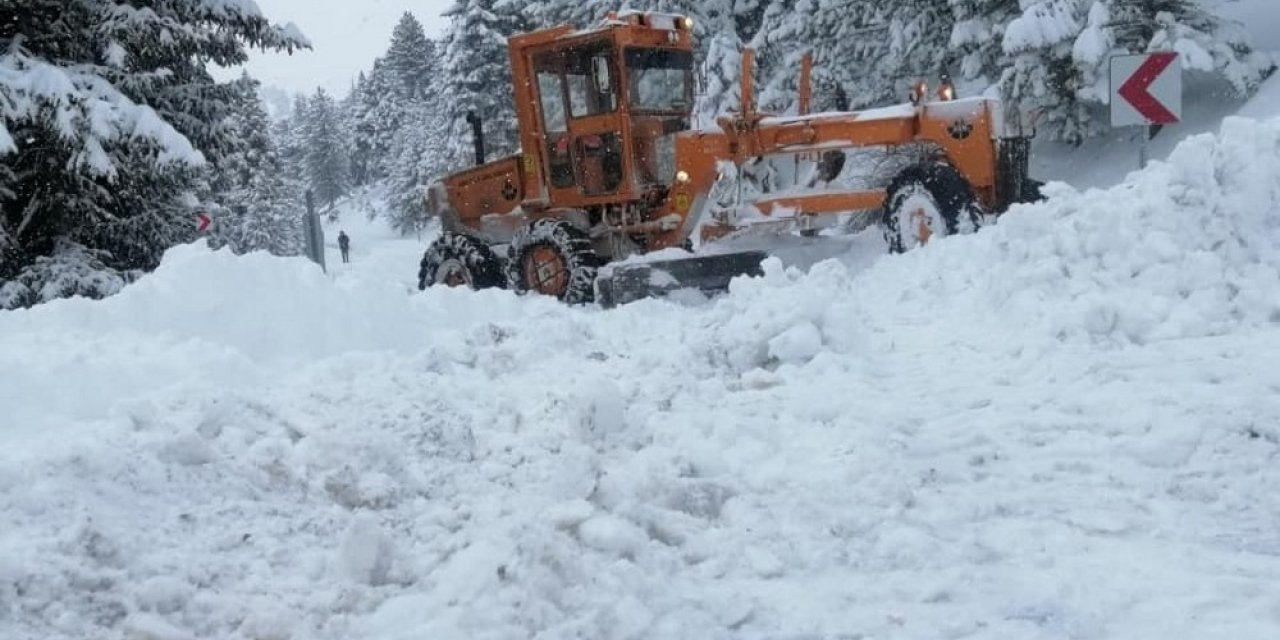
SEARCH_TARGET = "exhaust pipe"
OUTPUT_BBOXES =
[465,110,485,166]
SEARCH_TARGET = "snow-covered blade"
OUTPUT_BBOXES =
[594,249,769,308]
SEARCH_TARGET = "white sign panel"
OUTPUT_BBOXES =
[1110,52,1181,128]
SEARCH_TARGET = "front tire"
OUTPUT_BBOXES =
[882,163,983,253]
[418,232,505,291]
[507,218,600,304]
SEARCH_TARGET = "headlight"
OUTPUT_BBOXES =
[910,81,928,105]
[675,170,691,183]
[681,16,694,30]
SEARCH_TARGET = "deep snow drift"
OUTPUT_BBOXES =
[3,115,1280,640]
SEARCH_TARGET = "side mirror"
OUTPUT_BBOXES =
[592,55,611,93]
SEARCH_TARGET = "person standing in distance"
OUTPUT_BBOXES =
[338,230,350,263]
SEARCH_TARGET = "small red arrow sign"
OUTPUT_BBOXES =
[1117,52,1179,124]
[196,212,212,232]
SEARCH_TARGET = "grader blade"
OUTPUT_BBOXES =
[594,250,769,309]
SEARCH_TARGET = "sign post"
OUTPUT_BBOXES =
[303,190,326,273]
[1110,52,1181,169]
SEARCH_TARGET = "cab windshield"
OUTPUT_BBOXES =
[625,48,692,112]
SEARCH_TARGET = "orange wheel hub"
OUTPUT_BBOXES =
[911,208,933,245]
[438,260,469,287]
[523,245,569,297]
[442,268,467,287]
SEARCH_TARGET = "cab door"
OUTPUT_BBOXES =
[563,43,626,198]
[532,50,577,204]
[530,41,631,208]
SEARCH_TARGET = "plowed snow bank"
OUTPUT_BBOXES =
[2,116,1279,640]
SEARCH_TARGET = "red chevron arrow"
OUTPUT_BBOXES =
[1117,52,1179,124]
[196,212,211,232]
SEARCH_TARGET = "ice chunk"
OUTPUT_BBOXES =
[767,321,824,364]
[338,514,393,586]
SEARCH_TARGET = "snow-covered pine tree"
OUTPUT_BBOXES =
[687,0,766,125]
[357,58,409,182]
[439,0,531,167]
[949,0,1022,88]
[1105,0,1273,96]
[998,0,1099,144]
[209,72,260,202]
[386,100,449,236]
[348,10,451,234]
[211,73,304,256]
[960,0,1272,143]
[521,0,600,28]
[679,0,806,212]
[342,72,371,187]
[785,0,956,115]
[0,0,308,308]
[877,1,959,101]
[276,94,311,186]
[304,88,350,211]
[384,12,439,101]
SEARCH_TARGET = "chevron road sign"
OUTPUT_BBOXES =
[1111,52,1182,128]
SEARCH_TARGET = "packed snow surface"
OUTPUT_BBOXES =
[4,116,1280,640]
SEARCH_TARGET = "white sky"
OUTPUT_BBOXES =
[213,0,455,99]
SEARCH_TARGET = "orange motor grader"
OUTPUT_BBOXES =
[418,11,1041,307]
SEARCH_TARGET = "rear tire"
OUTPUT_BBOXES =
[418,232,505,291]
[507,218,601,304]
[882,162,983,253]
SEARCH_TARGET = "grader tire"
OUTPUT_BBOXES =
[507,218,601,305]
[418,232,506,291]
[882,163,983,254]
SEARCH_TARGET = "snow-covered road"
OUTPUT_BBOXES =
[3,116,1280,640]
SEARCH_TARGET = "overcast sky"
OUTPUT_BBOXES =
[213,0,455,98]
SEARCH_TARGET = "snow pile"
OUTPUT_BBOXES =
[0,243,429,365]
[858,115,1280,347]
[3,116,1280,640]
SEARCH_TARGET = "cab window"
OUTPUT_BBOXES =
[564,44,617,118]
[625,48,693,112]
[533,52,573,188]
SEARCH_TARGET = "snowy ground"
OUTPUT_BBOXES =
[4,99,1280,640]
[5,7,1280,635]
[316,184,428,294]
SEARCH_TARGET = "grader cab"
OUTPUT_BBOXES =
[418,11,1041,306]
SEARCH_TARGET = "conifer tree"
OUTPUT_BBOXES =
[387,101,449,236]
[439,0,531,166]
[1105,0,1272,96]
[384,12,439,100]
[949,0,1022,86]
[356,58,407,181]
[305,88,349,210]
[212,73,303,256]
[342,73,372,187]
[1,0,308,307]
[276,94,311,186]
